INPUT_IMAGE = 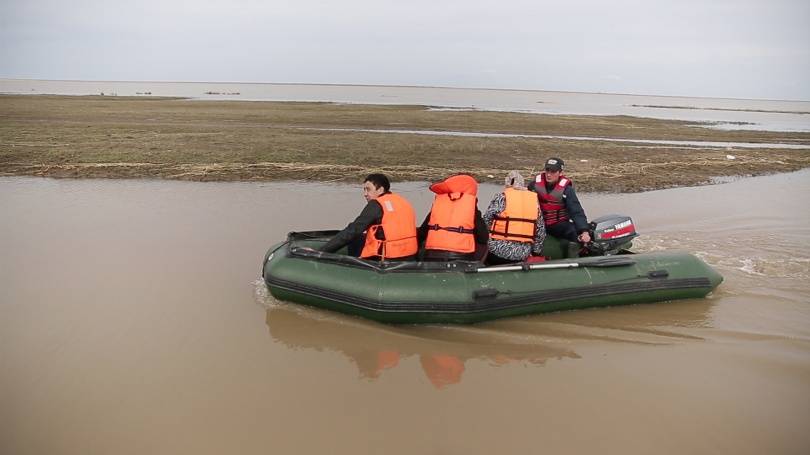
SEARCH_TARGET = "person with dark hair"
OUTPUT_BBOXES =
[363,173,390,194]
[417,174,489,261]
[528,158,590,256]
[321,173,418,261]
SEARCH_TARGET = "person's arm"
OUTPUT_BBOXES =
[532,211,546,255]
[416,212,431,244]
[473,208,489,244]
[320,201,383,253]
[482,192,505,229]
[563,185,591,242]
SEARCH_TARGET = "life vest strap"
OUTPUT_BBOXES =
[489,231,535,240]
[491,216,536,237]
[493,215,536,224]
[380,234,418,261]
[427,224,476,235]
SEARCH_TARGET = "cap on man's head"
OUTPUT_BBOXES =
[544,157,564,171]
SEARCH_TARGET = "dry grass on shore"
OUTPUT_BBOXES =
[2,94,809,192]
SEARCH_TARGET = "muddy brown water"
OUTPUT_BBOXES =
[2,171,809,455]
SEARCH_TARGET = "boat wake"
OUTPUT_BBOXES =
[253,277,284,310]
[634,234,810,282]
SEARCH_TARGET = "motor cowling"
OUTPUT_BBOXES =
[588,214,638,255]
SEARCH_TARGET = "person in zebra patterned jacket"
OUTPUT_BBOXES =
[482,171,546,265]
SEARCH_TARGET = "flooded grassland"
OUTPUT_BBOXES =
[2,95,810,192]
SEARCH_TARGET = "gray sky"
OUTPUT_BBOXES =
[2,0,809,100]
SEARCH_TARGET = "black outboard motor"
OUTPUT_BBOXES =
[587,214,638,255]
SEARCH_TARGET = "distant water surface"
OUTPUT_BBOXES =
[2,78,809,132]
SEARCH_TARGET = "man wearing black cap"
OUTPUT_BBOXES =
[528,158,591,252]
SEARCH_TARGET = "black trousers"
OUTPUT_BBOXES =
[347,236,365,257]
[421,243,487,262]
[485,253,520,266]
[546,222,579,242]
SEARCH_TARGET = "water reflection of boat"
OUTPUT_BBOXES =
[262,227,723,324]
[265,304,579,389]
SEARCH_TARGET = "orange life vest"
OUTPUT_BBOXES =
[534,173,571,226]
[360,192,418,259]
[490,187,538,243]
[425,175,478,254]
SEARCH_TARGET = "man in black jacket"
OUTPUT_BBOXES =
[528,157,591,246]
[320,173,417,260]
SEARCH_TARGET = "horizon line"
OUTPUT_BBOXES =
[1,77,808,104]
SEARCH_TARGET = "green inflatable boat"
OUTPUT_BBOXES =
[262,215,723,324]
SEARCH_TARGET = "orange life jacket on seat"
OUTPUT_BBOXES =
[425,175,478,254]
[490,187,538,243]
[360,192,418,259]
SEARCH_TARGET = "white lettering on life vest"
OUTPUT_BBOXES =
[384,200,394,212]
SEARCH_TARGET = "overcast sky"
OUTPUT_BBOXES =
[1,0,808,100]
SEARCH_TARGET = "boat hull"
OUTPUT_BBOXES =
[262,234,723,324]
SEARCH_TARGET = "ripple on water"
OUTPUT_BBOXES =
[253,277,285,310]
[738,257,766,276]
